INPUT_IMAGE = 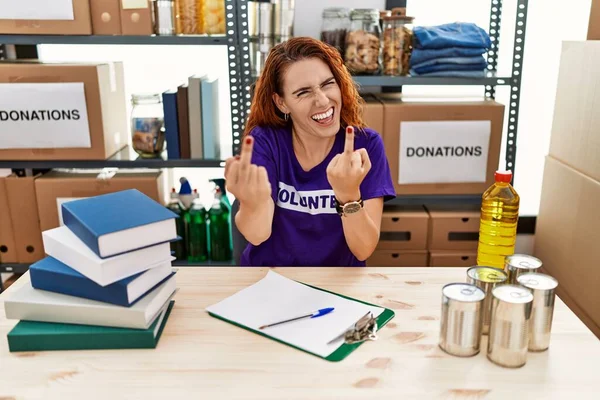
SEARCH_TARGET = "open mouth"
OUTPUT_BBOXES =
[310,107,334,126]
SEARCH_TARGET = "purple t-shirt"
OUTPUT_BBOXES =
[240,125,396,266]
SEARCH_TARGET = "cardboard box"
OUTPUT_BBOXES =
[547,274,600,339]
[120,0,154,35]
[379,95,504,195]
[35,169,166,232]
[588,0,600,40]
[361,94,384,135]
[367,250,428,267]
[5,175,45,263]
[534,156,600,339]
[91,0,123,35]
[429,251,477,267]
[549,41,600,182]
[0,0,92,35]
[378,205,428,250]
[0,62,128,161]
[426,205,480,251]
[0,173,18,263]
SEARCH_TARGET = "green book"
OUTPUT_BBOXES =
[7,301,174,352]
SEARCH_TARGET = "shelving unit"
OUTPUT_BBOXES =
[0,34,229,45]
[0,147,225,169]
[353,72,513,87]
[0,0,531,274]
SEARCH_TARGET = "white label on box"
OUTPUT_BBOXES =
[57,197,88,226]
[122,0,149,10]
[0,83,91,150]
[0,0,74,20]
[399,120,491,184]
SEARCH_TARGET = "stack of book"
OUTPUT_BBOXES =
[162,75,221,160]
[3,189,180,352]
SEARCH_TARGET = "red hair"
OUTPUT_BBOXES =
[244,37,365,136]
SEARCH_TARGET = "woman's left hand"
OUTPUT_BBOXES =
[326,126,372,203]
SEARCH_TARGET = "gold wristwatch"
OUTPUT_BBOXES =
[334,197,364,217]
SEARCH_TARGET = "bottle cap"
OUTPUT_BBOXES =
[178,177,193,195]
[494,170,512,183]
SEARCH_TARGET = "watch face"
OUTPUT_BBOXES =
[343,202,362,214]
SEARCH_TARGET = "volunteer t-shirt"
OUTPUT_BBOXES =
[240,125,396,266]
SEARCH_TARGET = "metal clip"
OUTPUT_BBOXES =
[327,311,379,345]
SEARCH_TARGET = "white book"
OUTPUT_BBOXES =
[126,262,174,304]
[4,274,177,330]
[43,226,173,287]
[201,77,221,159]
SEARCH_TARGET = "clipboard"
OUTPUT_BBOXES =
[207,279,395,362]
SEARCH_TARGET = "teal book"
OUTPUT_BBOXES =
[7,301,174,352]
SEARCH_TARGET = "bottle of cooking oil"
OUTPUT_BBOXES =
[476,170,520,269]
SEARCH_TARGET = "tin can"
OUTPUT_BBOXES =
[487,284,533,368]
[504,254,543,284]
[439,283,486,357]
[466,266,508,335]
[517,273,558,352]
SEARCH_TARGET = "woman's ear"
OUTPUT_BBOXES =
[272,93,289,115]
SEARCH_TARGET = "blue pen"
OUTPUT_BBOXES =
[259,307,335,330]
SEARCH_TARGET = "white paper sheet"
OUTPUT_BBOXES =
[0,0,74,20]
[399,120,491,184]
[122,0,150,10]
[205,270,385,358]
[0,82,91,150]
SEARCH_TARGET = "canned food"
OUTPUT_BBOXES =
[517,273,558,352]
[466,266,508,335]
[439,283,486,357]
[504,254,543,284]
[487,284,533,368]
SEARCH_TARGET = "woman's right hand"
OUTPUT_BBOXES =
[225,136,272,209]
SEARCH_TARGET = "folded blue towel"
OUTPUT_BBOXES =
[409,70,487,78]
[411,55,486,70]
[410,47,487,66]
[414,23,491,50]
[412,60,487,75]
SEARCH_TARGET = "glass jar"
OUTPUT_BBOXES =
[320,7,351,57]
[382,8,414,76]
[201,0,226,35]
[131,94,165,159]
[175,0,197,34]
[153,0,176,35]
[379,10,391,31]
[345,9,382,75]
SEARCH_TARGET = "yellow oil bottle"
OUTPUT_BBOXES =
[476,170,520,269]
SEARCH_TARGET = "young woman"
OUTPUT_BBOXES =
[225,37,395,266]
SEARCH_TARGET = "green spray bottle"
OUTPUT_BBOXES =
[208,187,233,262]
[210,178,231,210]
[166,188,187,260]
[186,189,209,263]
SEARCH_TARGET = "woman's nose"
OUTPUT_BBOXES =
[314,88,329,106]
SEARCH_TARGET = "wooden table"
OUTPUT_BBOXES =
[1,267,599,399]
